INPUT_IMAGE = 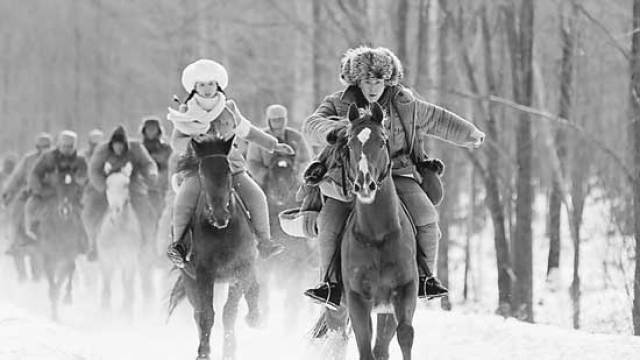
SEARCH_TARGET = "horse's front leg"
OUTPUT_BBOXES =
[222,283,243,360]
[185,268,215,360]
[346,290,375,360]
[392,281,417,360]
[63,261,76,305]
[373,313,397,360]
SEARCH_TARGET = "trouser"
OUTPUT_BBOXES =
[172,170,271,244]
[24,195,46,236]
[317,176,440,282]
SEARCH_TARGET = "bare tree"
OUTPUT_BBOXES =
[630,0,640,336]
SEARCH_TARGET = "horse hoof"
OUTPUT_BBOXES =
[196,355,210,360]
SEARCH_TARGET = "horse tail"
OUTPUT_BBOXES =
[309,311,329,339]
[167,273,186,320]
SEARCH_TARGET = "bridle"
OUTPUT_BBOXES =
[341,126,393,196]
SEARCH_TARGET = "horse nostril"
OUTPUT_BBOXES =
[354,183,361,192]
[369,181,377,191]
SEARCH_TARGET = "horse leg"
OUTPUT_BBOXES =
[222,283,243,360]
[44,259,60,321]
[392,282,417,360]
[29,249,43,282]
[121,267,135,320]
[346,290,375,360]
[12,253,27,283]
[63,261,76,305]
[243,273,261,328]
[373,313,397,360]
[101,267,112,311]
[185,269,215,360]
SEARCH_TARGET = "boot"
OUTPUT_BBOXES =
[418,275,449,300]
[256,236,285,259]
[304,282,341,311]
[166,241,187,268]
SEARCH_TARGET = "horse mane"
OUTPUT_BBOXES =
[176,150,199,176]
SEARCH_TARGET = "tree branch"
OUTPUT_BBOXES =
[573,1,630,60]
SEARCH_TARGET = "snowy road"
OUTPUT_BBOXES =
[2,299,640,360]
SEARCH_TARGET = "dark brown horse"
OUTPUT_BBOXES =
[314,103,418,360]
[261,152,317,326]
[38,167,86,321]
[169,135,261,360]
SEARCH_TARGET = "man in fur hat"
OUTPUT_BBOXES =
[83,125,158,259]
[302,46,485,309]
[82,129,104,161]
[247,104,311,186]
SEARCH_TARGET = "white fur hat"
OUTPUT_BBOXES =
[181,59,229,92]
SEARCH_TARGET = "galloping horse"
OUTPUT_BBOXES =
[38,167,86,320]
[169,135,261,360]
[261,152,317,326]
[316,103,418,360]
[95,162,143,316]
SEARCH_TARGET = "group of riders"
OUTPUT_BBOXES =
[0,45,484,311]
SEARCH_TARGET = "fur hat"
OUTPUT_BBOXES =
[339,46,403,86]
[88,129,104,144]
[140,116,164,136]
[181,59,229,92]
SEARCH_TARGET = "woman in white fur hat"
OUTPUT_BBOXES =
[166,59,294,267]
[301,46,486,309]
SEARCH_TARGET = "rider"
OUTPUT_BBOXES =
[302,46,485,309]
[2,133,52,253]
[23,131,88,249]
[165,59,295,267]
[140,116,173,210]
[82,129,104,161]
[84,125,158,257]
[247,104,311,186]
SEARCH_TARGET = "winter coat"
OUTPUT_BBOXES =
[1,151,43,198]
[88,141,158,194]
[303,85,480,198]
[28,149,87,199]
[170,102,279,174]
[246,127,311,184]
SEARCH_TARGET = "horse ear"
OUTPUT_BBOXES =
[103,162,112,175]
[122,162,133,177]
[347,104,360,122]
[222,135,235,155]
[370,102,384,124]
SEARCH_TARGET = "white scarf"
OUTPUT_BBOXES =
[166,93,227,136]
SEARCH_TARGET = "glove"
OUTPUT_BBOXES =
[419,158,445,176]
[326,126,348,144]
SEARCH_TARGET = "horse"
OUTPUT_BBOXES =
[37,167,87,320]
[260,151,317,327]
[4,192,43,283]
[314,103,418,360]
[168,135,262,360]
[94,162,143,316]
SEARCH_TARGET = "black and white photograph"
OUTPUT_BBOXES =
[1,0,640,359]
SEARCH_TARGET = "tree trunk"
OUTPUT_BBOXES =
[504,0,535,323]
[395,0,409,81]
[481,4,513,316]
[629,0,640,336]
[415,0,431,93]
[312,0,322,106]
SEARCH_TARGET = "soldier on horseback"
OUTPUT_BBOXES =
[166,59,294,267]
[23,130,89,250]
[247,104,311,186]
[140,116,173,210]
[83,125,158,258]
[2,133,52,253]
[302,46,485,309]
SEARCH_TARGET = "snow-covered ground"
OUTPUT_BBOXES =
[2,298,640,360]
[1,189,639,360]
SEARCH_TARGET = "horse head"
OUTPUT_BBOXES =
[343,102,390,204]
[104,161,132,216]
[190,134,235,229]
[265,152,296,206]
[51,165,83,220]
